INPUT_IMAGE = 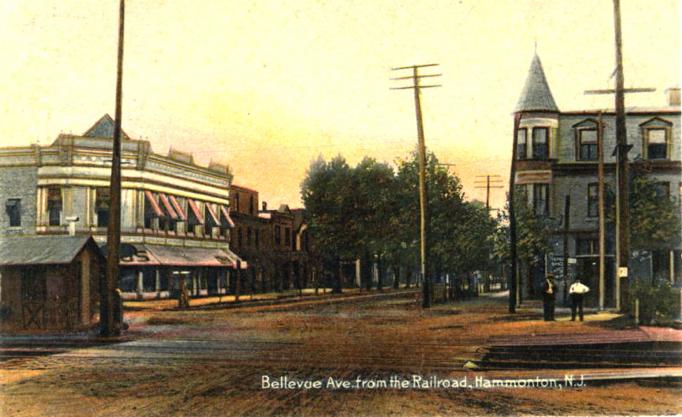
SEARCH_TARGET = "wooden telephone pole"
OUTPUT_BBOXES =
[101,0,125,337]
[391,64,441,308]
[474,175,503,211]
[508,113,523,313]
[585,0,654,312]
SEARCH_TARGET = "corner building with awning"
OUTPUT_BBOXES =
[0,114,245,301]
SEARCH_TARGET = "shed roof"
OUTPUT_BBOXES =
[515,54,559,113]
[0,235,99,266]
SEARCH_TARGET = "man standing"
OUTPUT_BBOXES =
[569,278,590,321]
[542,274,557,321]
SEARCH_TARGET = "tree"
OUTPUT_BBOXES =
[301,155,356,293]
[511,188,551,298]
[353,157,396,290]
[629,174,681,251]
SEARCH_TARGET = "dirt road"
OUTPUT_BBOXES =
[1,291,680,416]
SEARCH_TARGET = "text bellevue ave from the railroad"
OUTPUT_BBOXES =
[261,374,585,390]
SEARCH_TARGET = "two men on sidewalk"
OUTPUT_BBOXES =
[542,274,590,322]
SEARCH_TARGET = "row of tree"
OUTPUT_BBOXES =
[301,150,498,292]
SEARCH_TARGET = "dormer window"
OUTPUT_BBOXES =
[640,117,672,160]
[573,119,600,162]
[646,129,668,159]
[532,127,549,160]
[578,129,598,161]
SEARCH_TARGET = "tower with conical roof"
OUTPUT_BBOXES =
[513,53,559,166]
[516,54,559,113]
[511,53,559,301]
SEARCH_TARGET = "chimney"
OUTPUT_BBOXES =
[65,216,79,236]
[262,201,267,211]
[666,87,680,106]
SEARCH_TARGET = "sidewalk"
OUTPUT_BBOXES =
[123,286,416,311]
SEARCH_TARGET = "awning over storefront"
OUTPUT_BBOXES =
[144,190,165,217]
[205,203,220,226]
[220,206,235,228]
[104,243,246,269]
[187,199,204,224]
[159,193,178,220]
[169,195,187,221]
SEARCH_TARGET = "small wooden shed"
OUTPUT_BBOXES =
[0,235,103,332]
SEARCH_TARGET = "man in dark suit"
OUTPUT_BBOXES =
[541,274,557,321]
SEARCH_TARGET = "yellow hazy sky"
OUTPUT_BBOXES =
[0,0,679,209]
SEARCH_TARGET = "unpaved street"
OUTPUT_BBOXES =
[1,292,681,417]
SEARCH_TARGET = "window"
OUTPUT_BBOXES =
[516,128,527,160]
[646,128,668,160]
[247,227,252,246]
[255,229,260,249]
[234,193,241,214]
[533,184,549,216]
[578,129,598,161]
[285,228,291,248]
[274,225,281,246]
[577,238,598,255]
[95,187,110,228]
[47,187,62,226]
[532,127,549,159]
[238,227,243,248]
[6,199,21,227]
[587,183,599,217]
[249,196,255,215]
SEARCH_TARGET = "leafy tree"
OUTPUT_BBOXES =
[353,157,396,290]
[510,187,551,297]
[301,155,356,293]
[629,175,681,251]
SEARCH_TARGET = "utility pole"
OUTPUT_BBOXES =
[101,0,125,337]
[508,113,523,313]
[562,195,570,306]
[391,64,441,308]
[584,0,654,312]
[597,112,606,310]
[474,175,504,211]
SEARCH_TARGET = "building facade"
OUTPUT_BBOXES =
[513,54,681,307]
[229,184,314,293]
[0,115,242,301]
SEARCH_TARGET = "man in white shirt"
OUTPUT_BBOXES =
[569,278,590,321]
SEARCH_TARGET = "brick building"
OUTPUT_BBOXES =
[229,185,313,293]
[513,54,681,306]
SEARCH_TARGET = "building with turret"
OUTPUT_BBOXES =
[512,54,681,307]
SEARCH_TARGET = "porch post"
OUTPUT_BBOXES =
[155,269,161,296]
[136,269,143,300]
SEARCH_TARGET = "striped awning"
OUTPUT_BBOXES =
[206,203,220,226]
[169,195,186,221]
[187,199,204,224]
[144,190,164,217]
[220,206,235,228]
[159,193,178,220]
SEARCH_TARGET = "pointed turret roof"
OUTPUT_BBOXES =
[83,114,130,139]
[515,54,558,113]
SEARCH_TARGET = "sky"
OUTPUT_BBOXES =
[0,0,679,210]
